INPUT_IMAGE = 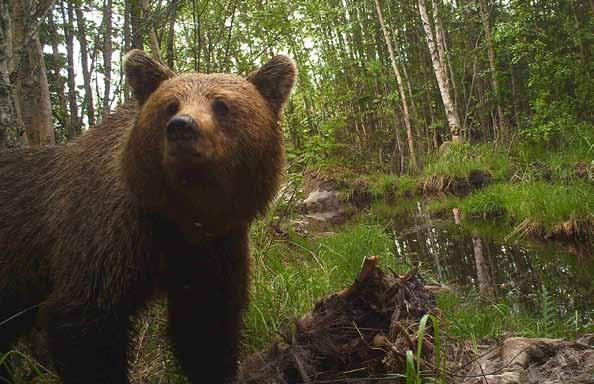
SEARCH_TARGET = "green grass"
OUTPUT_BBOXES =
[245,212,593,358]
[423,143,511,182]
[428,181,594,239]
[514,122,594,182]
[244,221,397,352]
[366,173,419,200]
[437,288,593,344]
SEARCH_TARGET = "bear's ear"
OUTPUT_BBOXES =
[247,55,297,114]
[124,50,175,105]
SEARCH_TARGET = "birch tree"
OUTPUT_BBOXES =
[375,0,417,170]
[11,0,55,146]
[74,0,95,126]
[418,0,462,142]
[102,0,113,117]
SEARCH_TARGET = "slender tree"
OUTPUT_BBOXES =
[141,0,163,62]
[74,0,95,126]
[478,0,506,142]
[375,0,417,170]
[167,0,179,69]
[0,0,18,147]
[102,0,113,117]
[46,10,70,138]
[62,0,80,138]
[418,0,462,142]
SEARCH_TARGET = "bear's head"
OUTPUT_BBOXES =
[121,50,296,238]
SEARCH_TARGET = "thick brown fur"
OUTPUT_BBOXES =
[0,50,296,384]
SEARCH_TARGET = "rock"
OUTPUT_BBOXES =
[300,187,350,229]
[302,189,341,213]
[461,336,594,384]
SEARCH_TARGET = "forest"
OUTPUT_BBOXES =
[0,0,593,383]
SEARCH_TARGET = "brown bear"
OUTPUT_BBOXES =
[0,50,296,383]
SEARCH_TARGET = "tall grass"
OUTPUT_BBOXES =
[428,181,594,239]
[436,289,593,342]
[366,173,419,199]
[244,222,396,352]
[423,143,511,182]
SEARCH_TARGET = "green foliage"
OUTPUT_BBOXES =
[515,122,594,179]
[0,350,56,384]
[367,173,419,199]
[423,143,510,182]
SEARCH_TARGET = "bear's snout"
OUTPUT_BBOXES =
[164,114,214,164]
[166,115,200,141]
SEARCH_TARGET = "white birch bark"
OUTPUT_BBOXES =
[418,0,462,142]
[375,0,417,169]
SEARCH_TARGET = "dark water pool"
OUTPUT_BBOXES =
[370,201,594,324]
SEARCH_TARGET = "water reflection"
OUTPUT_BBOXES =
[374,202,594,322]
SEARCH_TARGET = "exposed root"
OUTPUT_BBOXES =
[238,257,451,383]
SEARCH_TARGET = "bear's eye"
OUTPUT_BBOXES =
[166,101,179,117]
[212,99,229,118]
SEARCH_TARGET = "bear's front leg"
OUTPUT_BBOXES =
[44,301,133,384]
[167,229,250,384]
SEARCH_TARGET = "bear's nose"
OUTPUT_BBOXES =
[166,115,200,141]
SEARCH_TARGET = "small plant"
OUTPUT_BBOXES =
[538,286,556,338]
[404,314,446,384]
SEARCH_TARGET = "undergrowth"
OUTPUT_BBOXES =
[437,287,594,344]
[423,143,511,182]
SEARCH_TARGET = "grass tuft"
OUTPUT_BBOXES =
[428,181,594,239]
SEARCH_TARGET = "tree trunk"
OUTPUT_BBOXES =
[472,236,496,299]
[11,0,54,146]
[166,0,178,69]
[46,10,70,138]
[141,0,162,62]
[479,0,506,143]
[375,0,417,170]
[418,0,462,142]
[102,0,113,117]
[74,1,95,127]
[123,0,131,102]
[0,0,19,147]
[62,0,80,138]
[130,0,143,49]
[191,0,202,71]
[434,2,459,124]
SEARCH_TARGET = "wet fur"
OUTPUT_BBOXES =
[0,51,296,383]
